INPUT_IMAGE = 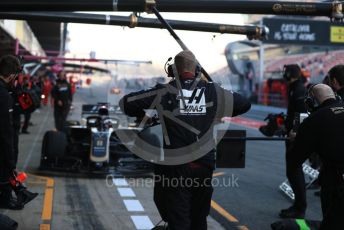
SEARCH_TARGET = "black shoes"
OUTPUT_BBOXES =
[0,186,38,210]
[279,206,305,219]
[16,189,38,206]
[0,197,23,210]
[21,130,30,134]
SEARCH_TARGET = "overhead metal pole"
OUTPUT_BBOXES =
[20,55,152,64]
[150,5,212,81]
[0,12,269,39]
[0,0,342,21]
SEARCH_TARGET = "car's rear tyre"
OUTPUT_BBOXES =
[0,213,18,230]
[40,131,67,170]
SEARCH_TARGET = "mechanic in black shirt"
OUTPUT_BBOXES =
[280,64,307,219]
[0,55,23,210]
[11,81,22,165]
[51,71,72,131]
[328,64,344,100]
[274,84,344,230]
[120,50,251,230]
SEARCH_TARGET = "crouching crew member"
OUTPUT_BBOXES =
[272,84,344,230]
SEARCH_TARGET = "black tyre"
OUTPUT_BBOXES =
[0,214,18,230]
[40,131,67,169]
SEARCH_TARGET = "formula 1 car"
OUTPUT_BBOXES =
[39,103,154,175]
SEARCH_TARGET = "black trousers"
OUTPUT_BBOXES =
[154,165,213,230]
[12,115,20,165]
[21,112,31,132]
[54,106,70,131]
[285,140,307,211]
[0,161,12,200]
[320,184,344,229]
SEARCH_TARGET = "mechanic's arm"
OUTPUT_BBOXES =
[214,84,251,117]
[285,88,306,130]
[293,89,307,113]
[0,92,15,171]
[232,91,251,117]
[119,84,163,118]
[287,118,316,169]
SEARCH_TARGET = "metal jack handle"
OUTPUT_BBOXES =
[148,3,213,82]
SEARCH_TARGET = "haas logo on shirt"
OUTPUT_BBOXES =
[179,87,206,115]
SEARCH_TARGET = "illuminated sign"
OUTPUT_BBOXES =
[263,17,344,46]
[330,26,344,43]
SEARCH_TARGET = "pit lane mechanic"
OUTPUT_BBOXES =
[280,64,308,219]
[51,70,72,131]
[120,50,251,230]
[279,84,344,230]
[0,55,23,210]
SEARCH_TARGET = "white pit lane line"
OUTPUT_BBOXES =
[131,216,155,230]
[114,177,156,229]
[123,199,144,212]
[113,178,129,186]
[117,187,136,197]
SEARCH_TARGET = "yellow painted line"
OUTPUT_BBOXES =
[46,178,54,187]
[212,172,225,177]
[211,200,250,230]
[41,188,54,221]
[31,174,55,226]
[211,200,238,222]
[39,224,50,230]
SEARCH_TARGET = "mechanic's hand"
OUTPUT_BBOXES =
[135,115,153,126]
[57,100,63,107]
[288,130,297,141]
